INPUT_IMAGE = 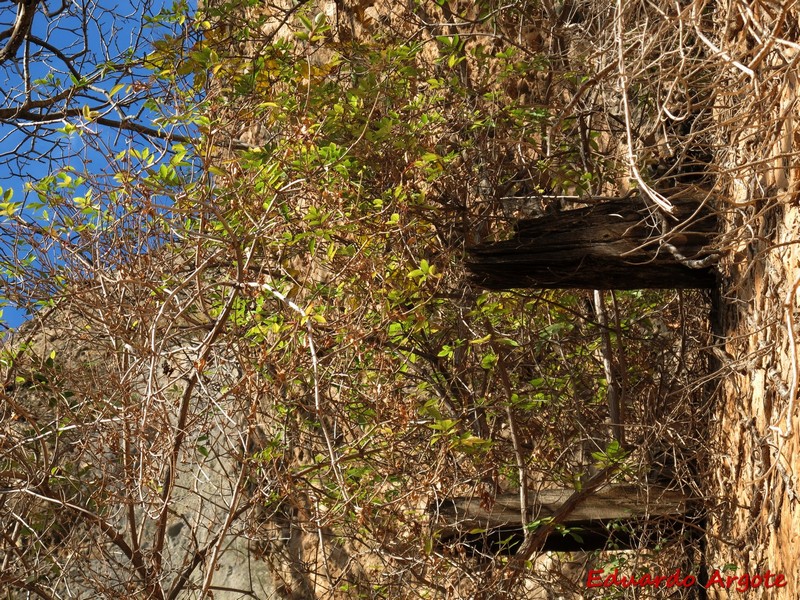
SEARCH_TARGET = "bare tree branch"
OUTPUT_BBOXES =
[0,0,39,66]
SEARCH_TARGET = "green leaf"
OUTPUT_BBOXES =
[57,123,78,136]
[0,201,21,217]
[428,419,457,432]
[298,14,313,30]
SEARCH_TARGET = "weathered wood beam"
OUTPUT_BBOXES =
[467,198,717,290]
[431,484,697,553]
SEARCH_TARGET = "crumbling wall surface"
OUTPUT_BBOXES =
[2,304,279,599]
[708,1,800,598]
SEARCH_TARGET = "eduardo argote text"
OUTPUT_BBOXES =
[586,567,787,592]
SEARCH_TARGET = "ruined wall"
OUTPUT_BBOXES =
[707,1,800,598]
[4,1,777,598]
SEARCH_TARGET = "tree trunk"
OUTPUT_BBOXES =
[466,198,716,290]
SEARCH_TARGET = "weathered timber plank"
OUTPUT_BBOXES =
[434,484,689,528]
[431,484,696,553]
[467,198,717,289]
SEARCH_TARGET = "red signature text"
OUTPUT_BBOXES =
[586,568,787,592]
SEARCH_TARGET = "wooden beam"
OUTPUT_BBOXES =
[466,198,716,290]
[431,484,697,553]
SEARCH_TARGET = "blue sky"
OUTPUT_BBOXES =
[0,0,196,332]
